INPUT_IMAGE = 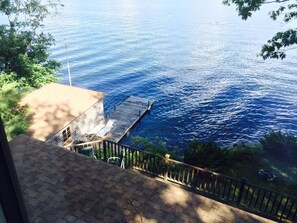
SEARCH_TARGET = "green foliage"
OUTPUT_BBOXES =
[228,145,261,162]
[131,136,179,160]
[184,140,229,171]
[0,0,61,88]
[0,80,29,140]
[260,131,297,159]
[0,0,62,139]
[184,140,261,171]
[223,0,297,59]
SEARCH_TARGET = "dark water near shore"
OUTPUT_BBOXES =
[45,0,297,149]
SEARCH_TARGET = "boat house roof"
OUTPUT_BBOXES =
[20,83,105,141]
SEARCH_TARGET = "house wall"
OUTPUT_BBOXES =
[46,99,105,147]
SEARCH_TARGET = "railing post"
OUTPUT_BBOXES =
[164,154,170,181]
[237,177,247,206]
[103,140,107,162]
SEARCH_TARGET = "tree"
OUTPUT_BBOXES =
[0,0,61,88]
[0,81,29,140]
[184,140,229,171]
[0,1,61,139]
[260,131,297,159]
[223,0,297,59]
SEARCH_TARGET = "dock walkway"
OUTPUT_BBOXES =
[105,96,153,143]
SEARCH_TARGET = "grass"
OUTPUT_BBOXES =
[221,150,297,197]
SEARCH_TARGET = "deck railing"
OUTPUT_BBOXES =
[66,140,297,222]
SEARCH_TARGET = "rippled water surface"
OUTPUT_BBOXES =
[46,0,297,149]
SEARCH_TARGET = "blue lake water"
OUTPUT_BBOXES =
[45,0,297,150]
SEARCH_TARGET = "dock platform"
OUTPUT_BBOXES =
[105,96,153,143]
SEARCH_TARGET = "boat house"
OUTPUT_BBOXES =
[20,83,105,146]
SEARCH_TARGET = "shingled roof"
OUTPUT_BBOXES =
[9,135,274,223]
[20,83,105,141]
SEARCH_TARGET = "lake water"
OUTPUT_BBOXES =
[45,0,297,150]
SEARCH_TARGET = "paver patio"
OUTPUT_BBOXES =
[9,135,275,223]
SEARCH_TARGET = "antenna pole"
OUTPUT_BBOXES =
[65,41,72,86]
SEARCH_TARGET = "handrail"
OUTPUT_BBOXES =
[65,139,103,148]
[105,140,164,159]
[168,158,239,180]
[65,139,297,222]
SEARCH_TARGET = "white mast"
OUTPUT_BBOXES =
[64,41,72,86]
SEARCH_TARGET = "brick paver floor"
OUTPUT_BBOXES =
[10,135,276,223]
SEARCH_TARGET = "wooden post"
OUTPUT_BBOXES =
[237,177,247,206]
[164,154,170,181]
[103,140,107,162]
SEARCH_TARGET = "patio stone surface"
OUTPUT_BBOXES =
[9,135,276,223]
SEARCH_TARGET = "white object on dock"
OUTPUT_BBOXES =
[96,119,115,137]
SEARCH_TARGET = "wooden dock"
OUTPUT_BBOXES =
[106,96,154,143]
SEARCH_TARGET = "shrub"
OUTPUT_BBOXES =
[228,145,261,162]
[184,140,229,171]
[0,82,29,140]
[131,136,179,160]
[260,131,297,158]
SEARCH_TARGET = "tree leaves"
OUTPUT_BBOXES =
[0,0,61,139]
[223,0,296,59]
[0,76,29,140]
[260,29,297,59]
[0,0,61,88]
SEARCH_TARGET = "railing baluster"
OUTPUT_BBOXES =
[103,141,107,161]
[275,195,284,217]
[264,191,272,212]
[212,175,218,195]
[153,155,156,175]
[292,203,297,221]
[287,199,295,220]
[270,193,278,214]
[186,168,190,185]
[248,186,256,207]
[254,188,262,209]
[222,178,228,199]
[178,166,182,183]
[259,190,267,211]
[135,150,138,168]
[232,181,237,201]
[244,184,250,204]
[148,154,151,173]
[142,153,145,171]
[169,161,172,180]
[145,154,150,172]
[107,141,110,158]
[280,197,289,220]
[227,179,233,200]
[203,171,208,191]
[217,177,222,197]
[131,150,134,167]
[127,147,130,167]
